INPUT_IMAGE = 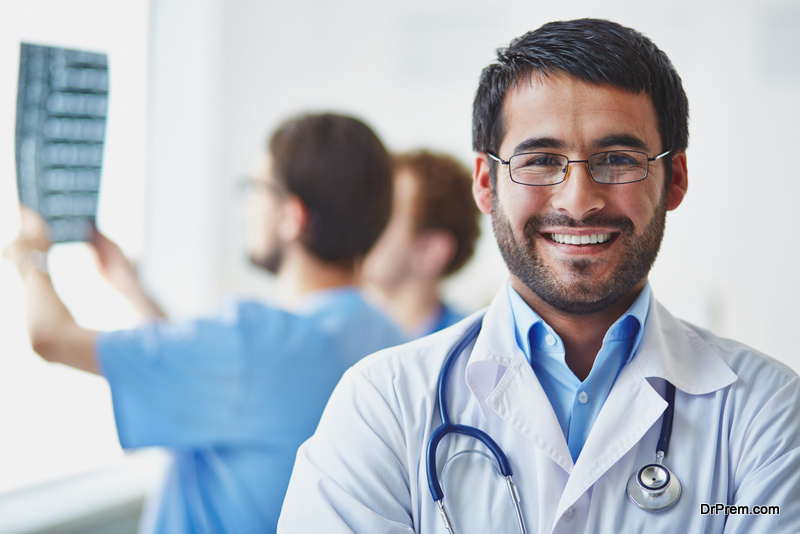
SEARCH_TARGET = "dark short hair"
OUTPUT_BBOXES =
[473,19,689,182]
[395,150,481,276]
[269,113,392,265]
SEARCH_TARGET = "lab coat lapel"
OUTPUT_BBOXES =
[466,287,574,474]
[555,359,665,517]
[632,298,737,393]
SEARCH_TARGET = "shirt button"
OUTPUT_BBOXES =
[564,507,577,519]
[545,334,556,346]
[578,391,589,404]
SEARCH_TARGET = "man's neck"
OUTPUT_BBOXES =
[365,278,441,335]
[275,246,357,309]
[511,276,646,381]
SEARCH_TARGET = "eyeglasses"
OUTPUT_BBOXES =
[487,149,671,186]
[237,176,286,196]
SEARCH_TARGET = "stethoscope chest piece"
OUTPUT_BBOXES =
[626,463,681,512]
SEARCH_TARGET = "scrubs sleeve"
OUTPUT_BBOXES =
[278,367,415,533]
[96,308,250,449]
[725,376,800,532]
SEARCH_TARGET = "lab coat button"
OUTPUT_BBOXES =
[564,507,577,519]
[545,334,556,346]
[578,391,589,404]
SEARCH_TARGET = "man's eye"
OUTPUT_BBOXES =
[602,152,639,166]
[519,155,561,167]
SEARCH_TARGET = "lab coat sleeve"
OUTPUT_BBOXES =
[278,366,417,533]
[724,375,800,532]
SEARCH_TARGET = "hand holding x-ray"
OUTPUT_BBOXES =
[15,43,109,243]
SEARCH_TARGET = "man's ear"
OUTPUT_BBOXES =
[666,151,688,211]
[278,194,308,241]
[473,153,493,216]
[411,230,456,278]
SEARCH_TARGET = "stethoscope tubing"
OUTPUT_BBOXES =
[427,316,516,502]
[657,381,675,457]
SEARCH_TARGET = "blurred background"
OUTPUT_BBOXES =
[1,0,798,531]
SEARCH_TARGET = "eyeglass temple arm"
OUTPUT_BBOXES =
[650,150,672,162]
[486,153,509,165]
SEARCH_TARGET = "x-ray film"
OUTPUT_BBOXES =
[15,43,109,242]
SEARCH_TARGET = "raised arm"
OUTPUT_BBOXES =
[3,206,99,374]
[90,229,166,321]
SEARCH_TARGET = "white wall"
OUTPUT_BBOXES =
[141,0,224,319]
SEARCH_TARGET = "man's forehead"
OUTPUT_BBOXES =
[255,155,277,183]
[499,73,660,152]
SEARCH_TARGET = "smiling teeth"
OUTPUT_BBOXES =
[550,233,612,245]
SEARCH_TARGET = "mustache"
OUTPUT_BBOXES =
[524,213,635,234]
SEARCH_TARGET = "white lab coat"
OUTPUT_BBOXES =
[279,286,800,533]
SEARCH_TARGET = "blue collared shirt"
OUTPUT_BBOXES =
[508,281,651,462]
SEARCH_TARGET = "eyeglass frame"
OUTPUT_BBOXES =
[237,175,287,197]
[487,149,672,186]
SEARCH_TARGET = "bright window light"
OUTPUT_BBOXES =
[0,0,149,495]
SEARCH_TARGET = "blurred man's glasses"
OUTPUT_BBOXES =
[237,176,286,196]
[487,149,671,186]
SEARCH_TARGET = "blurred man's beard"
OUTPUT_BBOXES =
[249,246,283,275]
[491,194,667,316]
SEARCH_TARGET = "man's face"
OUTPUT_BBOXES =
[362,168,418,289]
[245,156,286,274]
[476,74,686,315]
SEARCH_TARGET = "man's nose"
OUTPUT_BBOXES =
[549,162,606,220]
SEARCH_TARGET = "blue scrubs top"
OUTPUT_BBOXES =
[420,302,465,337]
[96,287,406,533]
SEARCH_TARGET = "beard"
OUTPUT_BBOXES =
[249,244,283,275]
[491,194,667,316]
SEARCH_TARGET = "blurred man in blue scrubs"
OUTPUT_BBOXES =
[362,150,480,336]
[4,113,406,533]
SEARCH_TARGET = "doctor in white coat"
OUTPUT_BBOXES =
[279,19,800,534]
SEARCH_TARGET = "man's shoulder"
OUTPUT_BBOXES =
[651,298,798,394]
[675,316,798,393]
[351,313,479,382]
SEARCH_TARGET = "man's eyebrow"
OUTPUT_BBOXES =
[510,134,651,155]
[512,137,565,154]
[595,134,650,151]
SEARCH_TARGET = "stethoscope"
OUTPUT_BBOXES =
[426,316,681,534]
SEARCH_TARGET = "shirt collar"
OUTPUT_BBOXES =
[507,281,547,360]
[507,280,652,365]
[608,282,651,363]
[294,286,360,315]
[465,282,736,414]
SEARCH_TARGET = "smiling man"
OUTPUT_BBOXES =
[278,20,800,533]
